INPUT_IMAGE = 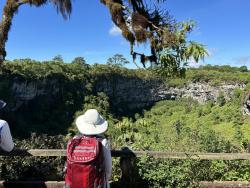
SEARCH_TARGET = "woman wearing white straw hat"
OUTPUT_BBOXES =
[64,109,112,188]
[0,100,14,152]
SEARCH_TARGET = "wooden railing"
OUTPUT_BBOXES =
[1,149,250,160]
[1,149,250,188]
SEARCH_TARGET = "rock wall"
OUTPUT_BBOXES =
[162,83,245,103]
[0,73,246,136]
[243,92,250,115]
[3,75,245,113]
[10,78,60,111]
[0,75,85,137]
[93,75,245,112]
[93,75,171,113]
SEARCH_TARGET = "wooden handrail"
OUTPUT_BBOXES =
[1,149,250,160]
[1,150,250,188]
[1,181,250,188]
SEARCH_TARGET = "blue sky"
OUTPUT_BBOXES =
[0,0,250,68]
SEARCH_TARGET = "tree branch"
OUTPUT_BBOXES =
[17,0,30,6]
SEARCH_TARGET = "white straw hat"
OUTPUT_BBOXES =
[75,109,108,135]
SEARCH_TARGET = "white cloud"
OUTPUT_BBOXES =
[187,60,202,68]
[186,56,207,68]
[232,56,250,66]
[207,48,219,56]
[109,25,122,36]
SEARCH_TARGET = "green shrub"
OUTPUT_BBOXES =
[217,92,226,107]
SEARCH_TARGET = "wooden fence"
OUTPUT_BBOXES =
[2,149,250,160]
[1,149,250,188]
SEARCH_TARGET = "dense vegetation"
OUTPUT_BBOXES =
[167,65,250,88]
[0,59,157,137]
[0,59,250,187]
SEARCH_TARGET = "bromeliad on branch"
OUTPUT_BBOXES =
[101,0,208,76]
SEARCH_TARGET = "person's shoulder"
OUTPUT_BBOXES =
[0,120,8,127]
[98,137,109,147]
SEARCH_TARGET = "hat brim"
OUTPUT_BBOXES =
[75,115,108,135]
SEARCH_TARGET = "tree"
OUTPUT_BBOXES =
[0,0,72,64]
[217,91,226,107]
[101,1,208,76]
[106,54,129,67]
[71,56,86,65]
[239,66,248,72]
[156,38,208,78]
[52,55,64,63]
[71,57,89,70]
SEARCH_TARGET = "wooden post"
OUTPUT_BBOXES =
[0,164,7,181]
[119,147,138,187]
[200,181,250,188]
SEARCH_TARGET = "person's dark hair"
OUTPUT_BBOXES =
[0,100,6,110]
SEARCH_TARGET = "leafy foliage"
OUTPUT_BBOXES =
[1,60,250,186]
[100,1,208,76]
[164,64,250,87]
[0,134,66,181]
[71,56,88,68]
[217,92,226,107]
[0,0,72,62]
[52,55,64,63]
[107,93,250,186]
[106,54,130,67]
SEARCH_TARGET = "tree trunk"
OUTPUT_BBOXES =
[0,0,71,66]
[0,0,20,65]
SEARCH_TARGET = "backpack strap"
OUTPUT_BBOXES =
[0,125,3,143]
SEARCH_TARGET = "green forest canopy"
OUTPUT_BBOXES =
[0,59,250,186]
